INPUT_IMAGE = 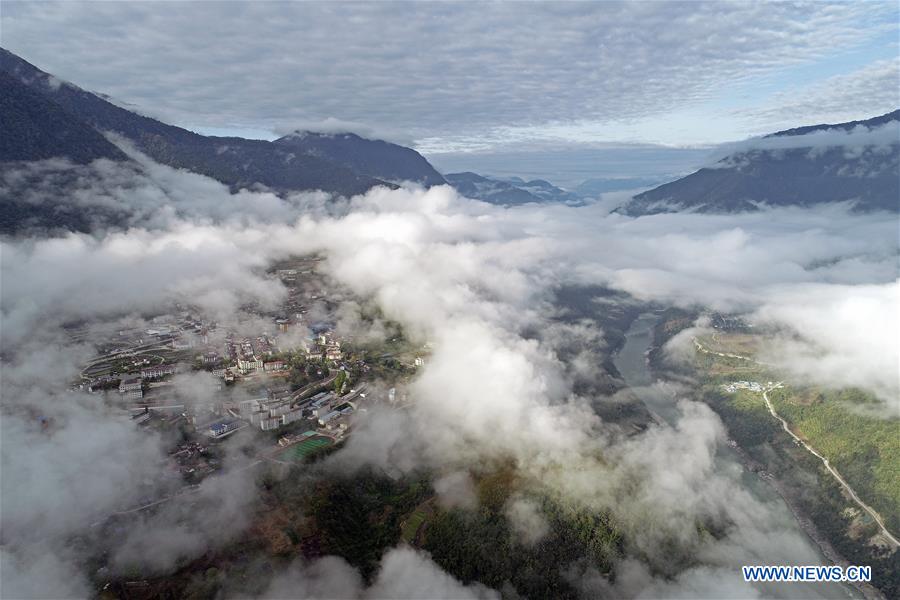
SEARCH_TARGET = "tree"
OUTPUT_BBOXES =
[334,370,348,394]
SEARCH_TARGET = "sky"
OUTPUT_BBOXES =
[2,3,899,596]
[1,0,898,183]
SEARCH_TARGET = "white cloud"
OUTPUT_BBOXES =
[257,548,499,599]
[2,152,897,597]
[737,59,900,132]
[2,1,895,148]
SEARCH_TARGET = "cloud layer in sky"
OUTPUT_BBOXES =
[2,0,896,154]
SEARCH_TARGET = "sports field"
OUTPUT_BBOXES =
[278,437,332,462]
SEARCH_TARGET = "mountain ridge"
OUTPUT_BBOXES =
[618,110,900,216]
[445,171,581,205]
[0,48,444,198]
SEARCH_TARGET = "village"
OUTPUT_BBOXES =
[71,257,425,493]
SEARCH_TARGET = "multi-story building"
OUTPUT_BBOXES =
[141,364,178,379]
[264,360,285,372]
[119,377,142,393]
[325,341,342,361]
[260,417,282,431]
[237,358,263,374]
[282,409,304,425]
[208,418,240,438]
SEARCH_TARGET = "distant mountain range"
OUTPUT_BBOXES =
[2,45,895,234]
[275,131,445,187]
[0,47,445,231]
[618,110,900,215]
[444,172,582,205]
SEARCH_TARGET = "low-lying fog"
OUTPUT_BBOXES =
[2,149,897,598]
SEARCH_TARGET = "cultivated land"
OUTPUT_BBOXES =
[692,333,900,542]
[656,320,900,598]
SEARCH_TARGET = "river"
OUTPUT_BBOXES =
[613,312,860,600]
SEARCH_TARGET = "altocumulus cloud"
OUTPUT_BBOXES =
[1,1,895,147]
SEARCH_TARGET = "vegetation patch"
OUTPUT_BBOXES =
[278,437,332,463]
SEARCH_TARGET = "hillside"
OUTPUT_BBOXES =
[619,110,900,215]
[0,71,127,164]
[275,132,445,186]
[445,172,581,205]
[0,48,444,199]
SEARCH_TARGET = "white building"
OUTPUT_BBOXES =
[260,417,282,431]
[282,409,304,425]
[141,364,178,379]
[237,358,263,374]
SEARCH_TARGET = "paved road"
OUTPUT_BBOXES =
[761,384,900,549]
[694,337,900,549]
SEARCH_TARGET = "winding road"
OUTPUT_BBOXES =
[694,337,900,549]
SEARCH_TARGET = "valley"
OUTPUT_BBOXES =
[649,316,899,598]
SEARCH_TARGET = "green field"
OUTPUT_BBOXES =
[768,386,900,533]
[401,508,428,543]
[693,331,900,534]
[278,437,332,462]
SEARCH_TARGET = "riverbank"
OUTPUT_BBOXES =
[641,312,895,598]
[617,312,872,599]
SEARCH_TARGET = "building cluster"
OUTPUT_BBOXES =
[276,269,298,282]
[233,382,361,435]
[722,380,764,393]
[168,441,218,480]
[115,364,183,400]
[220,333,289,376]
[79,374,118,393]
[315,399,356,432]
[240,385,305,431]
[306,332,343,362]
[119,376,143,400]
[141,364,179,379]
[710,313,753,332]
[145,312,211,345]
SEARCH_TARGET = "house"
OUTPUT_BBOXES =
[282,409,304,425]
[268,402,292,418]
[260,417,282,431]
[208,418,240,438]
[267,385,292,401]
[170,337,194,350]
[237,358,263,374]
[119,377,142,393]
[141,364,178,379]
[317,410,341,426]
[325,341,342,361]
[264,360,285,372]
[131,409,151,425]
